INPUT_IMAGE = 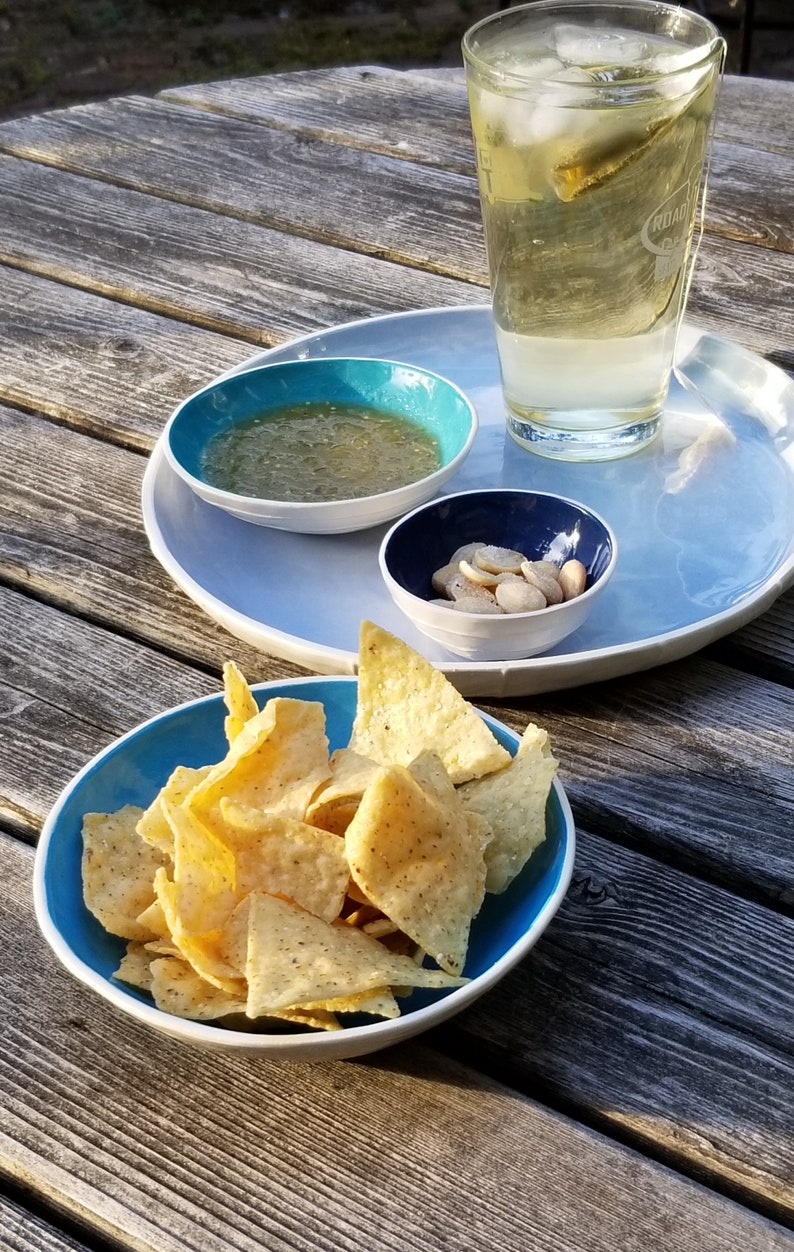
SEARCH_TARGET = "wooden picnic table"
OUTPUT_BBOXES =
[0,62,792,1252]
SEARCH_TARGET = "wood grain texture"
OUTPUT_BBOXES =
[0,1197,90,1252]
[486,655,794,905]
[0,265,248,447]
[0,154,484,346]
[3,833,790,1252]
[161,65,477,172]
[155,68,794,256]
[161,65,794,167]
[449,830,794,1222]
[0,96,487,280]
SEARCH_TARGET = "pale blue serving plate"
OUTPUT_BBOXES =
[33,676,575,1061]
[142,306,794,698]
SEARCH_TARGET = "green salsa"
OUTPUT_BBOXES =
[202,402,442,502]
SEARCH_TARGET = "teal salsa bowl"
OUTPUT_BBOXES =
[163,357,479,534]
[33,676,574,1061]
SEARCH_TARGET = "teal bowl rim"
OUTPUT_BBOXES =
[163,356,479,512]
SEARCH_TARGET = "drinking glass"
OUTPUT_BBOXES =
[463,0,725,460]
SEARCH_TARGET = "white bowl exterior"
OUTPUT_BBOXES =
[380,507,618,662]
[162,359,479,534]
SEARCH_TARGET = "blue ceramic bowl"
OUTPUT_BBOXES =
[380,489,617,662]
[33,676,574,1060]
[163,357,478,533]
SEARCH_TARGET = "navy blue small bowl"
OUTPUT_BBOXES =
[380,489,617,661]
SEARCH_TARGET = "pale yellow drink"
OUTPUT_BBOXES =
[464,2,724,460]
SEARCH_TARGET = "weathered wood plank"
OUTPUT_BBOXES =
[0,1196,90,1252]
[0,97,486,280]
[2,832,790,1252]
[0,266,248,447]
[486,655,794,906]
[155,70,794,256]
[449,829,794,1223]
[160,66,794,168]
[160,65,478,173]
[0,155,483,346]
[2,149,790,366]
[0,90,789,287]
[686,231,794,361]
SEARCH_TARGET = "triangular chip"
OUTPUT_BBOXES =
[222,660,260,743]
[218,800,349,922]
[238,892,466,1015]
[149,955,248,1020]
[113,941,155,991]
[82,806,168,940]
[306,748,380,835]
[187,697,331,824]
[154,867,244,994]
[351,621,511,784]
[344,754,489,975]
[136,764,211,856]
[457,722,558,893]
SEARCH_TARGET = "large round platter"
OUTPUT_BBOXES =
[33,676,575,1061]
[142,305,794,697]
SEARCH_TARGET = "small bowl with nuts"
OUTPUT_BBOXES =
[378,488,617,662]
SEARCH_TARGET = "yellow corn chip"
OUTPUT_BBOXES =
[135,897,171,942]
[164,797,237,933]
[188,697,331,823]
[457,722,558,893]
[218,799,349,922]
[344,754,489,975]
[237,892,466,1015]
[223,660,260,743]
[136,764,212,856]
[351,621,511,784]
[296,987,400,1019]
[149,955,248,1020]
[306,748,380,835]
[113,941,155,991]
[154,867,244,994]
[82,806,168,940]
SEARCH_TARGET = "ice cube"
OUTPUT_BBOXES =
[554,23,649,68]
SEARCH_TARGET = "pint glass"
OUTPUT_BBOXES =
[463,1,725,460]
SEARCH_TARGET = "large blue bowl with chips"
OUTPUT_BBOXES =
[34,675,575,1060]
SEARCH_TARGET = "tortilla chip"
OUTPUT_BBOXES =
[154,867,244,994]
[218,800,349,922]
[306,748,380,835]
[344,754,489,975]
[113,941,155,991]
[457,722,558,893]
[223,660,260,743]
[351,621,511,784]
[187,697,331,824]
[149,955,248,1020]
[238,892,466,1015]
[82,806,168,940]
[136,764,212,856]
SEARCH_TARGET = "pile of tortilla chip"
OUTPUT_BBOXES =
[81,621,558,1032]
